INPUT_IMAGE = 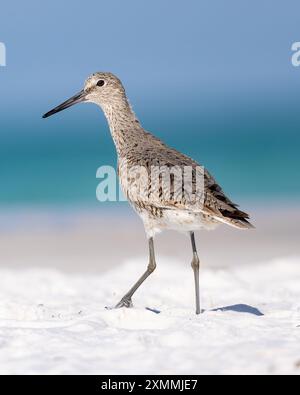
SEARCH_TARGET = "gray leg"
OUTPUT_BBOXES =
[190,232,201,315]
[115,237,157,309]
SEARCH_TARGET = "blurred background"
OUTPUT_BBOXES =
[0,0,299,272]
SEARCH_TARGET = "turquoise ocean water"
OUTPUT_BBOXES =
[1,99,299,209]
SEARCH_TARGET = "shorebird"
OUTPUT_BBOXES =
[43,72,253,315]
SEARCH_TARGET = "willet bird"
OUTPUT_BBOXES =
[43,72,253,315]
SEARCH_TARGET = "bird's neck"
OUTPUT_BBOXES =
[100,99,143,155]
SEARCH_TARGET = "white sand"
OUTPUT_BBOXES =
[0,256,299,375]
[0,206,299,374]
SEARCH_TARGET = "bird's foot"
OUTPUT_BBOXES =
[114,296,133,309]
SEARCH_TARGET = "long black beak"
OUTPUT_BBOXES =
[42,90,87,119]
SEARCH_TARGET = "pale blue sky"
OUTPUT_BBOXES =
[1,0,300,115]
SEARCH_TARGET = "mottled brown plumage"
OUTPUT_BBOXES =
[43,72,253,315]
[84,73,253,234]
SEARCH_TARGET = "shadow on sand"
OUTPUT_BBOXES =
[212,304,264,316]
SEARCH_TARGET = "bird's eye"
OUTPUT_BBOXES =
[97,80,105,87]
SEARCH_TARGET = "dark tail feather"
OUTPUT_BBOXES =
[221,208,255,229]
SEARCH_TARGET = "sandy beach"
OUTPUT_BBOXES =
[0,253,299,375]
[0,205,299,375]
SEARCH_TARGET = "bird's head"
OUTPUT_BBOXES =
[43,72,126,119]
